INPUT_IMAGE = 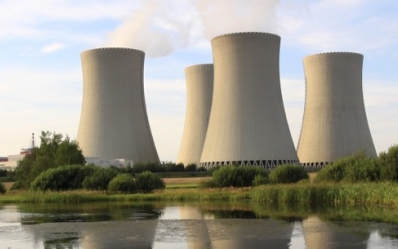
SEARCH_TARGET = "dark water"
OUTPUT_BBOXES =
[1,202,398,249]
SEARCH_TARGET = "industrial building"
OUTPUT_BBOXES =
[297,52,377,168]
[176,64,214,166]
[199,32,299,169]
[77,48,159,164]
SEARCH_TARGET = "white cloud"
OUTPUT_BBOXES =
[41,42,65,53]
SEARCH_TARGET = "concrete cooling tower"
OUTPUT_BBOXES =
[177,64,214,166]
[77,48,159,164]
[200,32,299,169]
[297,52,377,168]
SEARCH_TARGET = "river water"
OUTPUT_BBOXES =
[1,202,398,249]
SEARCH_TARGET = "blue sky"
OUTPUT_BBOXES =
[0,0,397,161]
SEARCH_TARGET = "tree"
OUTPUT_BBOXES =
[14,131,85,189]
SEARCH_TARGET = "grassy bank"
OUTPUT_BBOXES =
[1,182,398,207]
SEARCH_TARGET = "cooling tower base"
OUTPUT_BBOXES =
[200,159,300,170]
[301,162,330,169]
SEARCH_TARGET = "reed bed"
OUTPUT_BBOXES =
[251,182,398,207]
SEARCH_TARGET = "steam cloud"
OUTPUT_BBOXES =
[105,0,281,57]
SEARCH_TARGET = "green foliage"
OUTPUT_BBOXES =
[269,165,308,184]
[252,174,270,186]
[31,165,97,191]
[185,164,197,172]
[14,131,85,189]
[108,174,137,193]
[315,151,379,183]
[82,167,118,191]
[207,165,269,188]
[163,162,185,172]
[135,171,165,193]
[197,166,207,171]
[0,182,6,194]
[379,145,398,181]
[131,163,162,173]
[131,162,196,173]
[0,169,7,177]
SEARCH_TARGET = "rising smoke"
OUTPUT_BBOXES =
[105,0,281,57]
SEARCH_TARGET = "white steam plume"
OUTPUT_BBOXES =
[194,0,280,40]
[105,0,281,57]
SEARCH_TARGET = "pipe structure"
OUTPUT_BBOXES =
[200,32,299,169]
[176,64,214,166]
[77,48,159,164]
[297,52,377,168]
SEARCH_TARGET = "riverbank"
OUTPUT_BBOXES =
[1,182,397,207]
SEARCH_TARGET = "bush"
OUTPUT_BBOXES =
[108,174,137,194]
[31,165,98,191]
[209,165,269,188]
[315,151,379,183]
[136,171,165,193]
[0,169,7,177]
[379,145,398,181]
[269,165,308,184]
[131,163,162,173]
[82,167,118,191]
[252,174,269,186]
[0,182,6,194]
[185,164,197,172]
[163,163,184,172]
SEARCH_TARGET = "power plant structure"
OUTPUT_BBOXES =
[177,64,214,166]
[199,32,299,169]
[297,52,377,168]
[77,48,159,164]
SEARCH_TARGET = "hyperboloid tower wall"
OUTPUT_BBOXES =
[200,32,299,169]
[297,52,377,168]
[176,64,214,166]
[77,48,159,164]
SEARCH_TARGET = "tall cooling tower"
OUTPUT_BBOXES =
[200,32,299,169]
[177,64,213,166]
[77,48,159,164]
[297,52,377,168]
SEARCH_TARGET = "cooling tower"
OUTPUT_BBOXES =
[200,32,299,169]
[177,64,214,166]
[297,52,377,168]
[77,48,159,164]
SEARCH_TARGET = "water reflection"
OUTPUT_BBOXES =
[1,203,398,248]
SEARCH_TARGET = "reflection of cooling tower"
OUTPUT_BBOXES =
[303,216,368,249]
[297,52,377,168]
[208,219,293,248]
[177,64,214,166]
[200,32,299,169]
[77,48,159,163]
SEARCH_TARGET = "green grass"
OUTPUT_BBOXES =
[165,183,199,189]
[1,182,398,208]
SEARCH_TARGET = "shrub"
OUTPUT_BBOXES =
[0,169,7,177]
[269,165,308,184]
[379,145,398,181]
[82,167,118,191]
[135,171,165,193]
[108,174,137,194]
[315,151,379,183]
[0,182,6,194]
[131,163,162,173]
[197,166,207,172]
[210,165,269,188]
[252,174,269,186]
[185,164,197,172]
[31,165,98,191]
[163,163,184,172]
